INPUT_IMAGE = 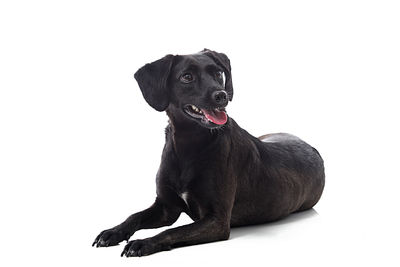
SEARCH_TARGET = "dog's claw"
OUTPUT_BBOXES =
[121,245,128,257]
[121,238,165,257]
[122,239,146,257]
[93,228,129,248]
[92,232,103,247]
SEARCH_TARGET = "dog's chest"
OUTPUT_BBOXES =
[179,192,190,206]
[178,191,204,221]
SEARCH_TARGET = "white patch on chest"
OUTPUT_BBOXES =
[180,192,189,207]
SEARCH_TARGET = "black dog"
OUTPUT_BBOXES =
[93,49,325,257]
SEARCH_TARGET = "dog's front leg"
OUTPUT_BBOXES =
[93,198,181,247]
[121,216,230,257]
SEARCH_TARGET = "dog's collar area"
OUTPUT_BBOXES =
[183,104,228,126]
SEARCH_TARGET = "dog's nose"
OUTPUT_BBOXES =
[212,90,228,105]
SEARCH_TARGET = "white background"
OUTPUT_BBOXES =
[1,0,399,266]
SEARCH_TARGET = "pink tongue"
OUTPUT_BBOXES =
[201,109,227,125]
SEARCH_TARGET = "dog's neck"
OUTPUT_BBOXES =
[166,109,221,157]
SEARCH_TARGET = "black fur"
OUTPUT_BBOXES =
[93,49,325,257]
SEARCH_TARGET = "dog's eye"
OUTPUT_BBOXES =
[180,73,194,83]
[216,71,225,85]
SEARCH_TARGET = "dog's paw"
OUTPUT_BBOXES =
[92,228,130,247]
[121,238,169,257]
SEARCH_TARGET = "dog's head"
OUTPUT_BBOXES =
[134,49,233,129]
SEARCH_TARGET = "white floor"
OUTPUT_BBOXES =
[4,194,397,267]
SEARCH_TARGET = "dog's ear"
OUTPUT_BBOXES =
[134,54,175,111]
[202,49,234,101]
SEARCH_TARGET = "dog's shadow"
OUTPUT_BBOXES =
[230,208,319,239]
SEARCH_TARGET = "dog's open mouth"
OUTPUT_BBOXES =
[183,104,228,125]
